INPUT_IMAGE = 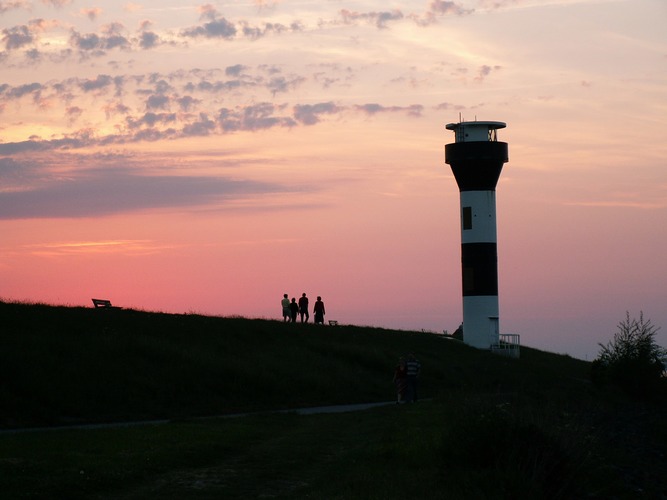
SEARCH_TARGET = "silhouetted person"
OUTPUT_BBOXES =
[281,293,290,322]
[393,357,408,404]
[313,296,325,324]
[298,293,309,322]
[405,353,421,402]
[289,297,299,323]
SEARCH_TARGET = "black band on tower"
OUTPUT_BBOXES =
[461,243,498,296]
[445,141,508,191]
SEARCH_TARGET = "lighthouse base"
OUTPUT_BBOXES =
[462,296,499,349]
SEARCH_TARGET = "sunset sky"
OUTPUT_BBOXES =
[1,0,665,359]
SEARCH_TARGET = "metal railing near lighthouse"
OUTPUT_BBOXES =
[491,333,521,358]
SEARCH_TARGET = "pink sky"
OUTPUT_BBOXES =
[1,0,666,359]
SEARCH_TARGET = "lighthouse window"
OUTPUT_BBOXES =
[462,207,472,230]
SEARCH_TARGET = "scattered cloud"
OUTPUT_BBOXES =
[145,94,170,110]
[0,1,30,14]
[225,64,246,77]
[293,102,340,125]
[218,102,296,132]
[182,17,237,39]
[41,0,72,7]
[0,1,479,67]
[340,9,405,29]
[138,30,160,49]
[198,4,220,22]
[0,59,441,155]
[79,74,115,92]
[2,24,34,50]
[81,8,102,21]
[69,29,130,53]
[65,105,83,125]
[474,64,501,82]
[355,103,424,117]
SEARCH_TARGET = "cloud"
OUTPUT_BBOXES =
[0,1,29,14]
[409,1,474,25]
[0,164,289,219]
[24,47,42,62]
[0,66,426,153]
[340,9,404,29]
[79,74,114,92]
[355,103,423,117]
[225,64,246,77]
[266,75,306,96]
[2,25,34,50]
[182,113,216,136]
[239,20,300,40]
[145,94,170,110]
[0,157,30,188]
[138,31,159,49]
[198,4,220,22]
[5,82,43,100]
[69,28,130,52]
[2,18,62,52]
[0,2,478,67]
[474,64,501,82]
[293,102,340,125]
[65,105,83,125]
[429,0,472,16]
[184,78,250,94]
[103,101,131,118]
[181,17,237,39]
[126,112,176,129]
[0,99,319,153]
[176,95,199,111]
[81,8,102,21]
[254,0,281,12]
[218,102,296,132]
[477,0,522,10]
[434,102,466,111]
[41,0,72,7]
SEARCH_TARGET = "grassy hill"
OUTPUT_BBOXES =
[1,300,666,498]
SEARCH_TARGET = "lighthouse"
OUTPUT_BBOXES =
[445,120,508,349]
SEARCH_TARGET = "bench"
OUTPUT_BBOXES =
[92,298,120,309]
[328,320,338,326]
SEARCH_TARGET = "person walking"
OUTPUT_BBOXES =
[289,297,299,323]
[298,293,309,323]
[405,353,421,402]
[392,357,408,404]
[313,296,325,324]
[281,293,290,322]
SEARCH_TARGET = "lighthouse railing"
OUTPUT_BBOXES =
[491,333,520,358]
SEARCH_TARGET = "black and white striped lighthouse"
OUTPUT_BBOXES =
[445,120,508,349]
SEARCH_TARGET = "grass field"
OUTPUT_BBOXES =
[1,300,666,498]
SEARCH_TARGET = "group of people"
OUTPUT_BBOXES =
[281,293,326,324]
[392,353,421,404]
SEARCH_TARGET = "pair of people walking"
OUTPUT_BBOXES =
[392,353,420,403]
[281,293,325,324]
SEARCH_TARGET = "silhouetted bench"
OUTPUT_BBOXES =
[92,298,120,309]
[328,320,338,326]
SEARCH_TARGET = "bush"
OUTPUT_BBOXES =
[591,312,666,397]
[441,403,587,499]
